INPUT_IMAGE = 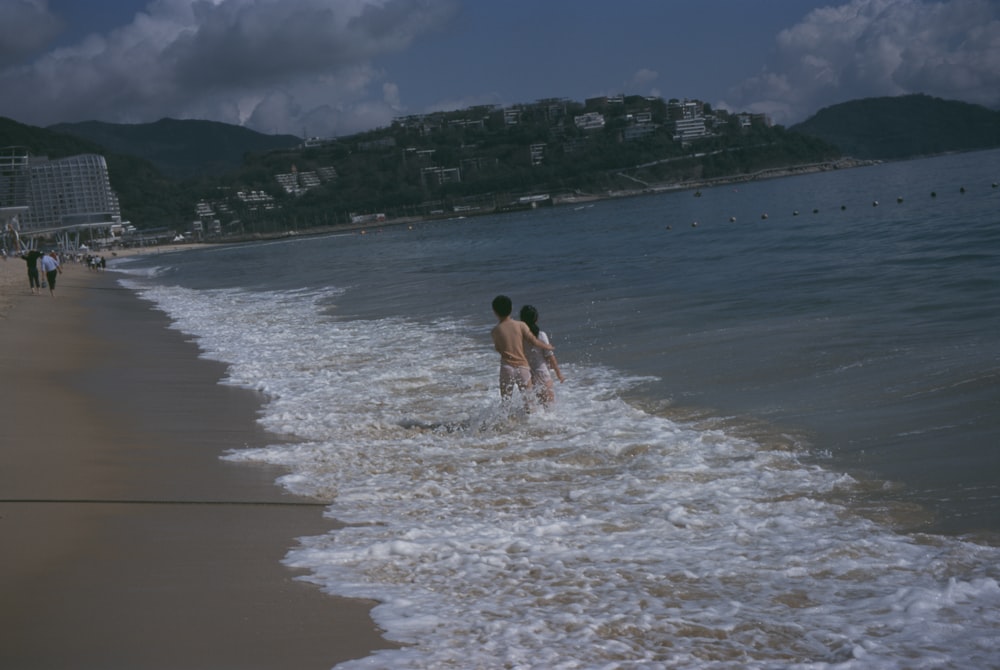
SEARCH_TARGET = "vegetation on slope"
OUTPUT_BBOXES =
[790,94,1000,159]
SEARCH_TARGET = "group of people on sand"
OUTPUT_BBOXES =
[20,248,62,297]
[84,254,107,271]
[490,294,565,410]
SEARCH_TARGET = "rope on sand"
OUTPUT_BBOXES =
[0,498,330,507]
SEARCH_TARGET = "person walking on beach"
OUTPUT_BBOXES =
[22,248,43,294]
[491,295,554,409]
[40,251,62,297]
[519,304,565,406]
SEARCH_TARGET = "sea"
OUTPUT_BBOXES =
[112,148,1000,669]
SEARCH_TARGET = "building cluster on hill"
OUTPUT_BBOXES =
[184,94,780,239]
[385,95,770,188]
[274,165,338,196]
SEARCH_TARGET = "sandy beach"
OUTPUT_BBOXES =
[0,248,392,669]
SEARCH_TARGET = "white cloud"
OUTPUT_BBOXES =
[0,0,459,135]
[723,0,1000,124]
[382,81,401,109]
[627,68,659,93]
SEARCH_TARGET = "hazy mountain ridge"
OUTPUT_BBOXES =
[789,94,1000,159]
[48,118,302,179]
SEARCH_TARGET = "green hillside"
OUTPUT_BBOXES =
[790,94,1000,159]
[48,118,302,179]
[217,97,839,234]
[1,116,98,158]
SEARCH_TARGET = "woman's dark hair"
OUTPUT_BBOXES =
[519,304,540,336]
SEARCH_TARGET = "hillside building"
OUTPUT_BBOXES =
[574,112,606,131]
[530,143,546,166]
[667,99,712,144]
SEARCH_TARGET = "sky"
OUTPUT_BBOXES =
[1,0,999,138]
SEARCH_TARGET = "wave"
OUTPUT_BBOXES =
[122,279,1000,668]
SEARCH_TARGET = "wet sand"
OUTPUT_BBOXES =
[0,255,393,669]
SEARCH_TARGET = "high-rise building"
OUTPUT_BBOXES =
[0,147,31,250]
[0,147,30,209]
[0,146,123,249]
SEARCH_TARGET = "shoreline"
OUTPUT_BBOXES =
[70,157,880,253]
[0,258,395,667]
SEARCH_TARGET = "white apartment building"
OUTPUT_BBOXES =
[1,147,124,248]
[673,117,708,143]
[574,112,606,131]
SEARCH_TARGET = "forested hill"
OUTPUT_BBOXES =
[1,115,98,158]
[790,94,1000,160]
[1,115,191,226]
[48,118,301,179]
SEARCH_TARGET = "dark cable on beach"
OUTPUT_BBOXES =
[0,498,330,507]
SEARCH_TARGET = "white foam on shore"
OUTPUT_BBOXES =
[121,278,1000,669]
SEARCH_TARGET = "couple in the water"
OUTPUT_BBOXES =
[490,295,565,409]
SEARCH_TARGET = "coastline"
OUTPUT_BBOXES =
[136,157,880,247]
[0,158,878,265]
[0,254,394,667]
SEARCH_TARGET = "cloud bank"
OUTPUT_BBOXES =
[0,0,458,136]
[0,0,63,65]
[723,0,1000,124]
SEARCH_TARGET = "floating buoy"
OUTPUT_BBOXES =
[992,183,998,188]
[840,205,846,210]
[761,213,768,220]
[960,187,966,194]
[666,225,672,230]
[897,196,903,203]
[729,216,736,223]
[872,200,879,207]
[691,221,698,228]
[813,209,819,214]
[931,191,937,198]
[793,210,800,216]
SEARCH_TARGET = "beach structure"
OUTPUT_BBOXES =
[0,146,127,250]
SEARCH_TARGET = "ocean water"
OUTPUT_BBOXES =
[113,149,1000,669]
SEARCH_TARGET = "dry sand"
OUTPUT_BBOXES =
[0,248,394,669]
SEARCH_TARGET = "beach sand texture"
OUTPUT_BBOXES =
[0,250,392,669]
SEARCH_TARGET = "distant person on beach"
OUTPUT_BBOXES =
[519,304,565,406]
[22,248,43,294]
[40,251,62,297]
[491,295,554,408]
